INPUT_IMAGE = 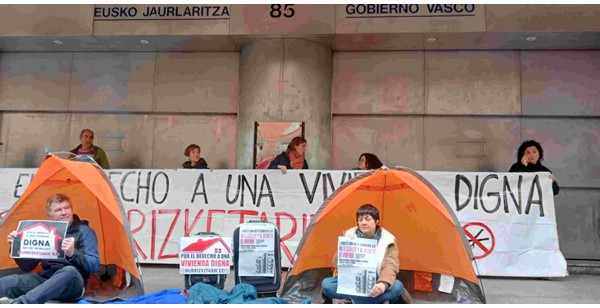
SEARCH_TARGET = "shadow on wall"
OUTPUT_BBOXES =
[478,162,499,172]
[215,160,229,169]
[23,148,42,168]
[118,157,143,169]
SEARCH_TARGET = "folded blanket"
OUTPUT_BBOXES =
[188,283,293,304]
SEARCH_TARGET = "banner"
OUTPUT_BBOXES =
[0,168,567,277]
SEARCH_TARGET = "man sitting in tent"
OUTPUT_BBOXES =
[0,193,100,304]
[321,204,403,304]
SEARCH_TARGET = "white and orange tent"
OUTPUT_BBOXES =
[0,155,144,302]
[282,167,486,303]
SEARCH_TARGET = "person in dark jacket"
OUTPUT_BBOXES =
[358,153,383,170]
[0,193,100,304]
[182,144,209,169]
[268,136,308,173]
[509,140,559,195]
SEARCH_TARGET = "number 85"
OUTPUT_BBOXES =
[270,4,295,18]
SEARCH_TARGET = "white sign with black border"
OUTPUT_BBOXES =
[237,224,276,277]
[11,220,68,259]
[336,237,378,297]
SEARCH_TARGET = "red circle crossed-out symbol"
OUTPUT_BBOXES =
[462,222,495,260]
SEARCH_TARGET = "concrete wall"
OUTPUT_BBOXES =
[236,39,332,169]
[331,50,600,259]
[0,4,599,260]
[0,51,239,168]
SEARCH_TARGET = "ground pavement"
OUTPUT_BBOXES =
[139,265,600,304]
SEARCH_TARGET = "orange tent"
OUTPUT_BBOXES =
[0,155,143,301]
[282,167,486,303]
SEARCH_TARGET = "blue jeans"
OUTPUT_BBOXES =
[0,266,85,304]
[321,277,403,304]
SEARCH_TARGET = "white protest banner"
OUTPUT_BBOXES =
[11,220,68,259]
[419,171,568,277]
[336,237,377,297]
[179,236,231,275]
[238,223,276,277]
[0,168,566,277]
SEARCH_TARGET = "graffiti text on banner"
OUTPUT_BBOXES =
[0,169,566,277]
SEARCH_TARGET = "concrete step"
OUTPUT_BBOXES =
[567,259,600,275]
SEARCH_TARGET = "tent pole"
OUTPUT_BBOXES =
[136,256,146,294]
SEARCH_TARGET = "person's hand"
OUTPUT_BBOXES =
[278,165,287,174]
[549,174,556,181]
[62,237,76,258]
[521,155,529,167]
[370,282,387,298]
[6,231,17,245]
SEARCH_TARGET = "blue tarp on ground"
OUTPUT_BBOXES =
[78,289,187,304]
[78,283,311,304]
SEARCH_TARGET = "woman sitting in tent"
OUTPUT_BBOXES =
[321,204,403,304]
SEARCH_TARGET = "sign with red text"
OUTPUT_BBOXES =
[179,235,231,275]
[238,223,276,277]
[337,237,377,297]
[0,169,566,277]
[11,220,68,259]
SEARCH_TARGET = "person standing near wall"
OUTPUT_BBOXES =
[268,136,308,173]
[509,140,559,195]
[70,129,110,169]
[181,144,209,169]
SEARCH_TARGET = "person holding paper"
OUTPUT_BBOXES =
[0,194,100,304]
[321,204,403,304]
[509,140,559,195]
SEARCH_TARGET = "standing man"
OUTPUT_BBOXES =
[70,129,110,169]
[0,194,100,304]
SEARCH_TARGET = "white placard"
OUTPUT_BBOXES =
[336,237,378,297]
[237,224,276,277]
[438,274,454,294]
[11,220,68,259]
[179,235,231,275]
